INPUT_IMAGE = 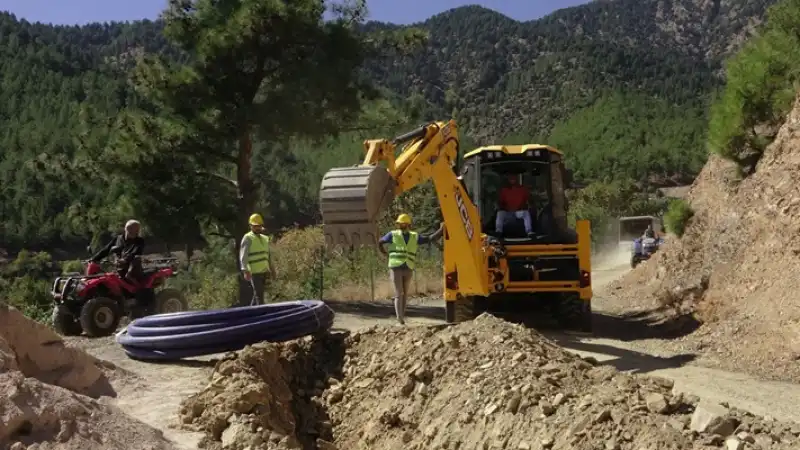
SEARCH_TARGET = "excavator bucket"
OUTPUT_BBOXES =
[319,165,396,249]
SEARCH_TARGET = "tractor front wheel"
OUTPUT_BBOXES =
[445,295,477,324]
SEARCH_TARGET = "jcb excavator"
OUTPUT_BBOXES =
[319,120,593,331]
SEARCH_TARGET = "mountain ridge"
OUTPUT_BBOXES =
[0,0,780,248]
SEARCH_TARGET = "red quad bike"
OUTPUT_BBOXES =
[50,257,188,337]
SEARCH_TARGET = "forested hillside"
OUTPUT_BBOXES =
[0,0,777,252]
[0,16,175,251]
[369,0,776,182]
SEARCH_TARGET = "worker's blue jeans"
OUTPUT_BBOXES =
[496,210,533,234]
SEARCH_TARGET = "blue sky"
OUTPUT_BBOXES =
[0,0,590,25]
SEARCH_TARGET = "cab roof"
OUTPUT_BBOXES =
[463,144,563,159]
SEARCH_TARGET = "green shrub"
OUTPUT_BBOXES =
[663,199,694,237]
[271,226,441,302]
[5,250,56,277]
[708,0,800,173]
[187,267,239,310]
[4,276,51,322]
[60,259,84,274]
[0,251,56,323]
[567,180,669,244]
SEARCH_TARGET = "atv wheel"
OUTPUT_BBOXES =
[630,255,641,268]
[155,288,189,314]
[558,294,592,334]
[52,307,83,336]
[80,297,122,338]
[445,295,476,324]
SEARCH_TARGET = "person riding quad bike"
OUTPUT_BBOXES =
[643,225,655,239]
[90,219,153,318]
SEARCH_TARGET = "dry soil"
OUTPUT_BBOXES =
[6,241,800,449]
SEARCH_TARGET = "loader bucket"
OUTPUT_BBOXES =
[319,165,396,249]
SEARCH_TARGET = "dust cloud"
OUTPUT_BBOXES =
[592,242,632,288]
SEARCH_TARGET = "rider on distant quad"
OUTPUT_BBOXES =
[643,225,656,239]
[91,219,145,282]
[90,220,153,317]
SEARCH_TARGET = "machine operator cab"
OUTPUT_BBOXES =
[460,144,577,245]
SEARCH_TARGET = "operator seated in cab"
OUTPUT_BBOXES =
[496,173,535,239]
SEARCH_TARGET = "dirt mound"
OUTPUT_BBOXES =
[0,303,175,449]
[178,316,799,449]
[607,94,800,383]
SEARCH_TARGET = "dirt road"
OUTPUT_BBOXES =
[330,265,800,424]
[68,258,800,449]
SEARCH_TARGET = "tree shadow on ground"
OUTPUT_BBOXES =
[326,298,443,321]
[545,334,698,375]
[591,308,703,341]
[506,306,702,342]
[326,299,702,342]
[141,358,219,368]
[494,307,701,374]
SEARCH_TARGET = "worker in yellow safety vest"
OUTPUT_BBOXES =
[378,213,443,325]
[239,213,276,305]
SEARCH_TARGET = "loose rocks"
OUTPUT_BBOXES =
[179,314,800,450]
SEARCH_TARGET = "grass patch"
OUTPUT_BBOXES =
[663,199,694,237]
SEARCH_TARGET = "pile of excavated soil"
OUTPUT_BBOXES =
[607,94,800,383]
[179,315,799,450]
[0,303,175,450]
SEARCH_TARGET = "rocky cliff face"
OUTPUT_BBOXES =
[609,93,800,383]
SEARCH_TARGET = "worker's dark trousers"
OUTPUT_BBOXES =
[248,272,268,306]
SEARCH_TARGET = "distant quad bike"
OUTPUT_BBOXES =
[50,257,188,337]
[630,236,664,268]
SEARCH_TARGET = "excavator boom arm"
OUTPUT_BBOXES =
[319,120,489,294]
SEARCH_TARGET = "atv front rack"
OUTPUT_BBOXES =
[50,275,102,301]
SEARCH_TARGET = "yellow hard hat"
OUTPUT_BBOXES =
[396,213,412,225]
[249,214,264,226]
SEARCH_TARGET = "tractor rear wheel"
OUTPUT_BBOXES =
[445,295,477,324]
[558,294,592,334]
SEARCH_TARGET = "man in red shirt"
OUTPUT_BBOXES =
[496,174,534,237]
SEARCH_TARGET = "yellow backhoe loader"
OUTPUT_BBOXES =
[319,120,593,332]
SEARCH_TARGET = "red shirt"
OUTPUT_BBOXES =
[499,185,529,211]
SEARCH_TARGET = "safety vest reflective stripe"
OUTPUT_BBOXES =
[245,232,270,273]
[388,230,418,269]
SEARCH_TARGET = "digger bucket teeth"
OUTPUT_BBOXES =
[319,165,396,249]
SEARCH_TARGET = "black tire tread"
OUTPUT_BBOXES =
[79,297,122,338]
[558,294,592,334]
[454,295,476,323]
[155,288,189,314]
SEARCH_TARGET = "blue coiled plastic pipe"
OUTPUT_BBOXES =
[115,300,335,361]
